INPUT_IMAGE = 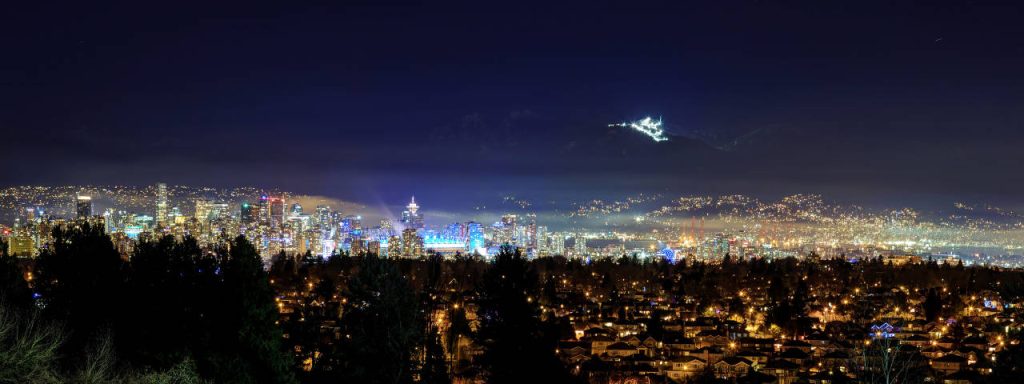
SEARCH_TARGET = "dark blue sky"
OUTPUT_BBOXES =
[3,1,1023,209]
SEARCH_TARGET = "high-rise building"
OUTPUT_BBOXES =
[467,221,485,252]
[155,183,168,225]
[258,195,270,225]
[400,196,424,230]
[8,231,36,257]
[526,213,537,250]
[76,195,93,219]
[350,237,364,255]
[548,232,565,255]
[314,205,331,228]
[269,197,285,227]
[241,202,257,225]
[367,240,381,256]
[573,235,587,257]
[499,214,517,245]
[401,227,423,258]
[341,215,362,233]
[195,199,213,221]
[387,235,402,258]
[536,225,548,254]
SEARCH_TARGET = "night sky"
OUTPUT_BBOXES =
[3,1,1023,209]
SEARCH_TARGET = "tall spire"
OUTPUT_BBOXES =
[407,196,419,215]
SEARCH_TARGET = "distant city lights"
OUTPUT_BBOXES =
[610,116,669,142]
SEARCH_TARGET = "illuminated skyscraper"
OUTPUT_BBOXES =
[536,225,548,254]
[258,195,270,225]
[155,183,168,225]
[269,198,285,227]
[499,214,517,245]
[76,195,93,219]
[195,199,213,221]
[366,240,381,256]
[526,213,537,250]
[8,231,36,257]
[400,196,424,230]
[467,221,485,252]
[341,215,362,233]
[241,201,257,224]
[401,227,423,257]
[350,236,364,255]
[314,205,331,228]
[387,235,402,258]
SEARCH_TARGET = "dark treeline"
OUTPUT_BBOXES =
[5,225,1024,383]
[1,223,293,383]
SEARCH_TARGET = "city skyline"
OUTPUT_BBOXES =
[4,183,1024,268]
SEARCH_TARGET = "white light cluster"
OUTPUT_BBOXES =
[609,116,668,142]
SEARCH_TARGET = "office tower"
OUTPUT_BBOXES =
[400,196,424,230]
[258,195,270,225]
[549,233,565,255]
[380,218,393,230]
[367,240,381,256]
[269,197,285,227]
[168,206,182,225]
[350,237,364,255]
[387,235,402,258]
[526,213,537,250]
[103,208,116,233]
[8,231,36,257]
[241,202,257,225]
[467,221,485,252]
[155,183,168,225]
[314,205,331,227]
[195,199,213,221]
[499,214,517,245]
[76,195,93,219]
[536,225,548,254]
[401,227,423,257]
[341,215,362,233]
[574,235,587,257]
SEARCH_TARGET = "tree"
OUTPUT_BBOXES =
[322,253,421,384]
[476,246,578,384]
[420,328,451,384]
[923,288,942,322]
[859,337,927,384]
[206,236,296,384]
[33,223,125,357]
[0,240,32,311]
[120,235,205,369]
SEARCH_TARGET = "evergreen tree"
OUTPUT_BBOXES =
[33,223,125,357]
[207,236,296,384]
[477,246,577,384]
[323,253,421,384]
[420,328,451,384]
[0,240,32,311]
[120,235,204,369]
[923,288,942,322]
